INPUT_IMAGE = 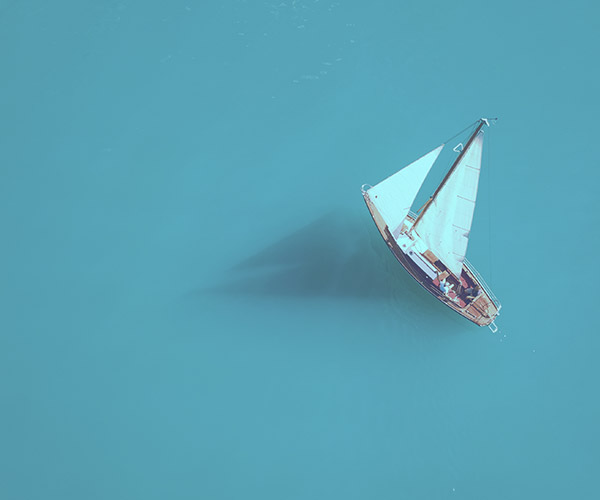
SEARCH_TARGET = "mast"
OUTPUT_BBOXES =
[411,118,490,230]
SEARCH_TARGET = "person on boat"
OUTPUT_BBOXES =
[465,286,480,300]
[439,279,450,295]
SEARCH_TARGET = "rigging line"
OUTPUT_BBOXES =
[487,121,493,287]
[442,119,480,145]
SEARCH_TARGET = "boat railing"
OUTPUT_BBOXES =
[463,258,501,311]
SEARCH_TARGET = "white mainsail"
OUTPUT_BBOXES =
[367,145,443,238]
[412,131,484,278]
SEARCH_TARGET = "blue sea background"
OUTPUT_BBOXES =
[2,1,599,498]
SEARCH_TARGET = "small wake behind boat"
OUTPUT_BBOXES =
[361,118,501,331]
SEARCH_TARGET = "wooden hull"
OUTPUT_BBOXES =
[363,194,500,327]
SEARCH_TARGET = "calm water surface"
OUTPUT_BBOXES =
[1,1,599,499]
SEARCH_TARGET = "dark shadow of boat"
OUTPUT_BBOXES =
[197,211,466,329]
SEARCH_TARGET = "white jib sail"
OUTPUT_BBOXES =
[367,145,443,238]
[412,131,484,279]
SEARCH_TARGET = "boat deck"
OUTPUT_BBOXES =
[364,195,500,327]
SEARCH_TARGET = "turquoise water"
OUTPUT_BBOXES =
[2,1,599,498]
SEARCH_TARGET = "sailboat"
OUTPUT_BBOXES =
[361,118,501,331]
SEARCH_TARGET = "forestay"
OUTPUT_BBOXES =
[367,145,443,238]
[412,132,484,279]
